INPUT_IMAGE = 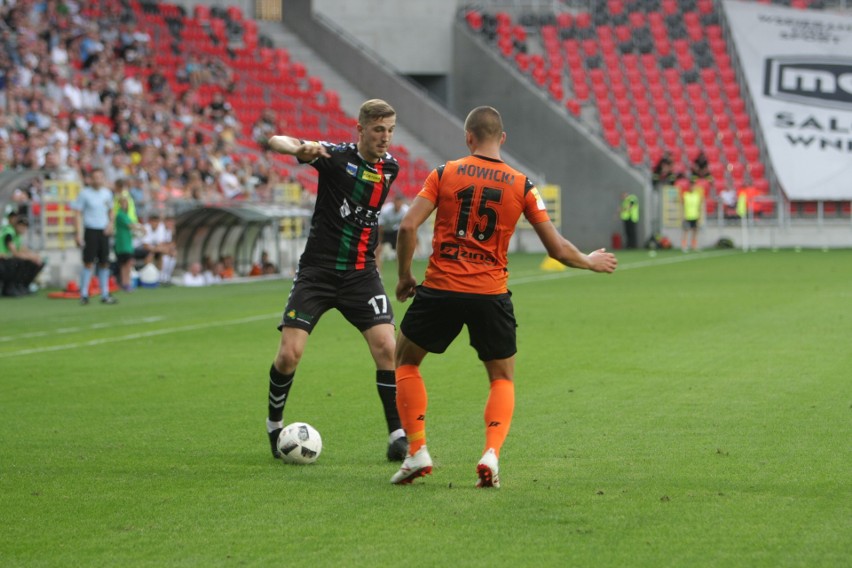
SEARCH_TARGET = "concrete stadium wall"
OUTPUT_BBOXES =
[172,0,457,75]
[451,22,648,249]
[280,0,470,161]
[310,0,457,75]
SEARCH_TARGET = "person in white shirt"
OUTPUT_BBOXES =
[140,215,176,284]
[122,74,144,97]
[182,262,206,287]
[218,162,242,200]
[719,186,738,219]
[376,193,409,271]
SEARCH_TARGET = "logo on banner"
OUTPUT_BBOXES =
[765,56,852,110]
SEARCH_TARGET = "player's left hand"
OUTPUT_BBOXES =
[587,248,617,273]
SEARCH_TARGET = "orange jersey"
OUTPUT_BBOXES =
[418,154,550,295]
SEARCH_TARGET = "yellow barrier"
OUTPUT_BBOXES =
[41,180,80,250]
[519,183,561,228]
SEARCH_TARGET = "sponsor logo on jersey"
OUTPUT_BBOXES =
[361,170,382,183]
[338,197,379,227]
[438,242,497,265]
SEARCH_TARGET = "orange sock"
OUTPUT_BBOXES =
[395,364,428,455]
[484,378,514,457]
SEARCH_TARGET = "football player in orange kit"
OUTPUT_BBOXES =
[390,106,617,487]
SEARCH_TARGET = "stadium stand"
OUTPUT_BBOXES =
[0,0,429,230]
[461,0,846,219]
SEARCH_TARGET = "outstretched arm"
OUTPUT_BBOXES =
[532,221,617,273]
[267,135,331,161]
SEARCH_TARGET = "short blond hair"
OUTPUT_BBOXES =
[358,99,396,125]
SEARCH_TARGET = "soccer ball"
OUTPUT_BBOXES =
[276,422,323,464]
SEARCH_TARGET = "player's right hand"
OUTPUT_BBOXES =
[395,274,417,302]
[296,141,330,161]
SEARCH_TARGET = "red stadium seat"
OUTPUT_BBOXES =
[733,111,751,130]
[565,98,581,116]
[748,161,765,179]
[465,10,483,31]
[743,144,760,162]
[628,145,644,165]
[661,128,678,148]
[699,128,717,147]
[604,127,621,148]
[661,0,678,14]
[681,128,697,148]
[637,111,656,132]
[643,129,659,149]
[556,13,573,28]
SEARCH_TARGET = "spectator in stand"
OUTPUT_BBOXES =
[204,91,232,123]
[252,108,279,149]
[121,71,144,97]
[146,65,168,99]
[653,151,677,190]
[218,161,242,200]
[104,151,130,186]
[184,169,205,202]
[691,150,711,182]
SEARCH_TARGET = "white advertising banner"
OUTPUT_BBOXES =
[723,1,852,200]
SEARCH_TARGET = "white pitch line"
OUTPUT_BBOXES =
[0,316,167,343]
[0,313,280,359]
[2,252,737,359]
[508,249,738,285]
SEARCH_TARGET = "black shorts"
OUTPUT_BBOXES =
[116,252,133,264]
[381,229,399,248]
[279,264,395,333]
[682,219,699,229]
[400,286,517,361]
[82,227,110,264]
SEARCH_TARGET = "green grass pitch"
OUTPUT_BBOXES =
[1,249,850,567]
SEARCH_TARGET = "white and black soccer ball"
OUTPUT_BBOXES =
[276,422,323,464]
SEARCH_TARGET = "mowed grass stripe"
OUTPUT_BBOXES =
[0,313,280,359]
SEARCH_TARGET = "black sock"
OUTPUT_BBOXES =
[268,364,295,423]
[376,369,401,434]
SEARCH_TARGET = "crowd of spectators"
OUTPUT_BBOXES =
[0,0,302,225]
